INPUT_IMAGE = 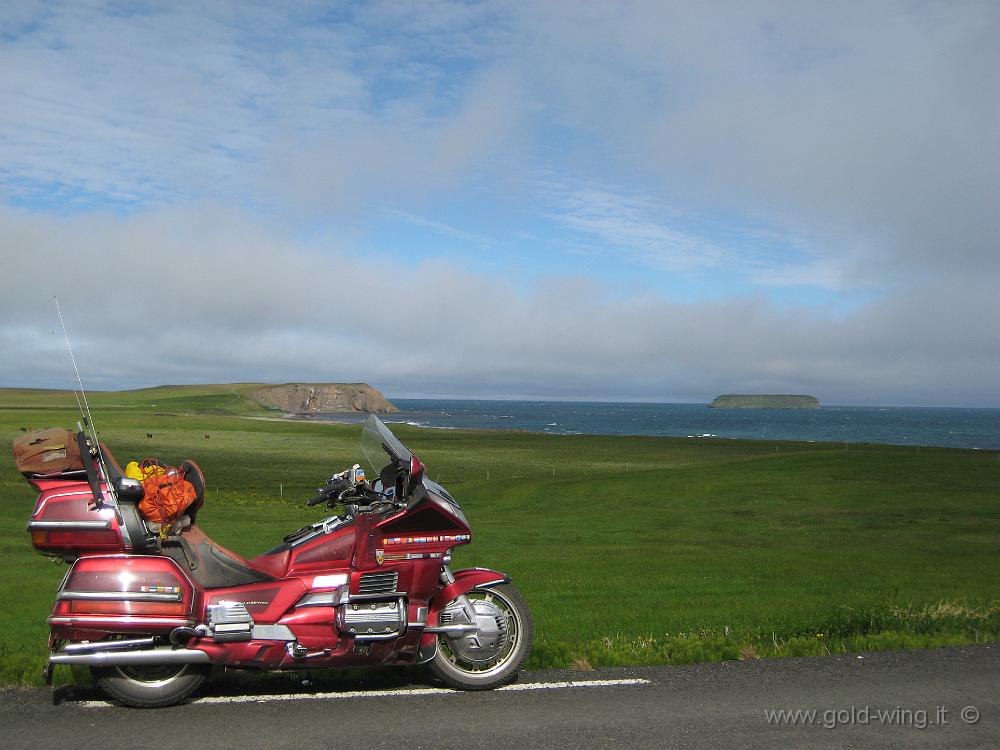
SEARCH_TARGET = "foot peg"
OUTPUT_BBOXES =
[286,642,330,660]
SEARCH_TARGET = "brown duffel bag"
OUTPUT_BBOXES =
[12,428,84,476]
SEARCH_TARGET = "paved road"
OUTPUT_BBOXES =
[1,645,996,749]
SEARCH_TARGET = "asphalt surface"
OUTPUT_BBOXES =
[1,644,996,749]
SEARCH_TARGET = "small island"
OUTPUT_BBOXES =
[709,394,820,409]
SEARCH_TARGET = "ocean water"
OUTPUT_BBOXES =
[318,400,1000,450]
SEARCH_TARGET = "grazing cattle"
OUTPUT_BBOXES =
[203,433,210,439]
[20,427,28,432]
[146,433,153,439]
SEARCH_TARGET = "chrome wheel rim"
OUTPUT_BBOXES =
[113,663,190,688]
[438,589,522,678]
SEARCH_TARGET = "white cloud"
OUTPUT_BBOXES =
[0,2,521,212]
[504,1,1000,285]
[1,2,998,406]
[540,180,732,272]
[385,210,494,247]
[1,205,998,406]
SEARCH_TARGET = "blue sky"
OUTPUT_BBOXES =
[1,1,998,405]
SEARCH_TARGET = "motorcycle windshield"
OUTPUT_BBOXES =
[361,415,412,476]
[360,416,465,516]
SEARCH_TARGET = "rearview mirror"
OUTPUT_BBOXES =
[403,454,425,499]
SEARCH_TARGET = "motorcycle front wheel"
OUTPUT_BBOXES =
[91,662,210,708]
[429,583,533,690]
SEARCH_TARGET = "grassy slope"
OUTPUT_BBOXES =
[1,386,997,684]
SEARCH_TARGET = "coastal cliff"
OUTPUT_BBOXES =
[248,383,399,414]
[710,394,820,409]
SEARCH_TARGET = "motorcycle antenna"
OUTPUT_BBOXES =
[54,296,118,504]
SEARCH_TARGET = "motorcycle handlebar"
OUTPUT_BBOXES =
[306,476,349,506]
[307,487,396,511]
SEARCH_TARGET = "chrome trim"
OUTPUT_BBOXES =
[407,605,429,629]
[57,590,182,603]
[288,516,350,548]
[340,596,406,640]
[49,648,210,667]
[206,601,253,642]
[294,589,345,608]
[33,489,95,517]
[57,565,73,592]
[423,623,479,637]
[286,642,331,660]
[343,591,407,602]
[48,615,194,627]
[288,529,322,548]
[64,637,156,653]
[39,490,94,500]
[250,624,296,641]
[472,577,511,590]
[358,570,399,595]
[27,520,111,530]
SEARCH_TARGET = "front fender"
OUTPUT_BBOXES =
[418,567,511,660]
[434,567,511,608]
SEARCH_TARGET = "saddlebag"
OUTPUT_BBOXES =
[13,428,84,476]
[49,555,196,639]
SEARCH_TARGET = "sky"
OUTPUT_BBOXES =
[1,1,998,406]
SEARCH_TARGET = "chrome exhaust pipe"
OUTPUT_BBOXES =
[63,637,157,653]
[49,648,210,667]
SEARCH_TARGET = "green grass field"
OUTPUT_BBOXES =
[2,385,998,686]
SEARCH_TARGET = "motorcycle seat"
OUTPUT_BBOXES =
[163,525,289,588]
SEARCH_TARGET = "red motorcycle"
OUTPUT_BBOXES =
[23,416,532,707]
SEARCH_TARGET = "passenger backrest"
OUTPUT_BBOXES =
[181,459,206,524]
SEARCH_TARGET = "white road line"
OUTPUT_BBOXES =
[497,679,650,692]
[76,678,650,708]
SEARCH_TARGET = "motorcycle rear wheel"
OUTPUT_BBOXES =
[429,583,533,690]
[91,662,210,708]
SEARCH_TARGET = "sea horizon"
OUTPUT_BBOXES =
[385,395,1000,411]
[318,398,1000,451]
